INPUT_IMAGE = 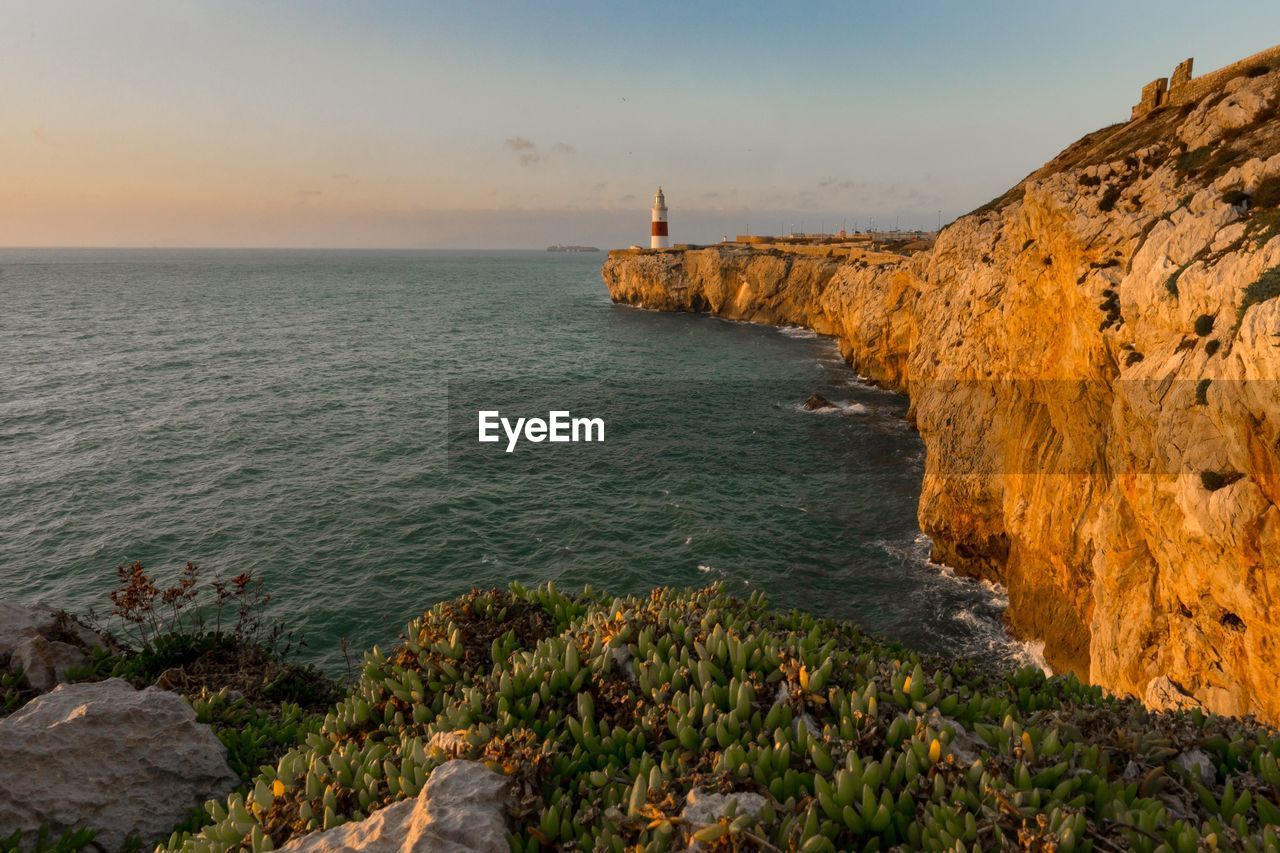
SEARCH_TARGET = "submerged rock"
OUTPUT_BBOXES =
[282,760,509,853]
[0,678,237,850]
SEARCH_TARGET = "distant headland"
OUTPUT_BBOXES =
[604,42,1280,723]
[545,244,599,253]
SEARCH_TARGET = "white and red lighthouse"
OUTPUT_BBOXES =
[650,187,669,249]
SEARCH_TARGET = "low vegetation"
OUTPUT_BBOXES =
[105,563,341,784]
[166,584,1280,853]
[1,564,341,851]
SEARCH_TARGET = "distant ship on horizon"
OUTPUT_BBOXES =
[545,244,599,253]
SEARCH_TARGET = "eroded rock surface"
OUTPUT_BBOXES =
[282,760,509,853]
[0,678,238,850]
[10,635,88,692]
[603,65,1280,720]
[0,601,103,657]
[0,601,107,698]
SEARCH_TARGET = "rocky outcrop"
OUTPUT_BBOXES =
[802,393,837,411]
[281,760,509,853]
[603,63,1280,720]
[0,678,238,849]
[0,601,108,695]
[605,249,844,332]
[0,601,103,656]
[11,635,89,692]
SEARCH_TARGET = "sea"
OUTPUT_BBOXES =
[0,249,1039,673]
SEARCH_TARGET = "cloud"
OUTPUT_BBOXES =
[503,137,577,168]
[31,128,51,145]
[502,136,539,166]
[294,189,323,201]
[817,178,867,193]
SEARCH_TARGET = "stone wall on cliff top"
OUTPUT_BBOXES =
[1132,42,1280,119]
[602,65,1280,721]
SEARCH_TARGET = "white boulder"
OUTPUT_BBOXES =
[1176,748,1218,787]
[0,678,238,850]
[282,760,509,853]
[680,788,768,829]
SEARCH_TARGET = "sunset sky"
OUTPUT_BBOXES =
[4,0,1280,248]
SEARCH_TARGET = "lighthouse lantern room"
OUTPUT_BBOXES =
[650,187,669,249]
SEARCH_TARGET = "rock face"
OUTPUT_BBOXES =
[282,760,509,853]
[0,678,238,849]
[1145,674,1203,712]
[603,64,1280,720]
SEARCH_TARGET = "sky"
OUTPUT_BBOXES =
[3,1,1280,249]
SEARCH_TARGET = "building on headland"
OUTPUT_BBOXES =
[650,187,669,249]
[1131,42,1280,120]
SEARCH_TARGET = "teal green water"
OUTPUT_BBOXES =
[0,249,1030,671]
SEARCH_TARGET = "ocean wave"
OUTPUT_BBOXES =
[792,400,869,416]
[873,534,1053,675]
[777,325,819,340]
[1,249,937,675]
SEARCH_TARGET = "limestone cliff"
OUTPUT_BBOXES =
[603,65,1280,720]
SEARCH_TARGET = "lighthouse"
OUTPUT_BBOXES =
[650,187,669,249]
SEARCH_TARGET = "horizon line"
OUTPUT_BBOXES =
[0,245,617,252]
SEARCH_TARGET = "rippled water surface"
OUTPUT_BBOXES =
[0,249,1028,671]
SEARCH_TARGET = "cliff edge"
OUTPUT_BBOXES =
[603,59,1280,720]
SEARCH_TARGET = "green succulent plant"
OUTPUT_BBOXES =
[164,583,1280,852]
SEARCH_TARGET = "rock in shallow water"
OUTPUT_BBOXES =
[0,678,237,850]
[802,393,836,411]
[281,760,509,853]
